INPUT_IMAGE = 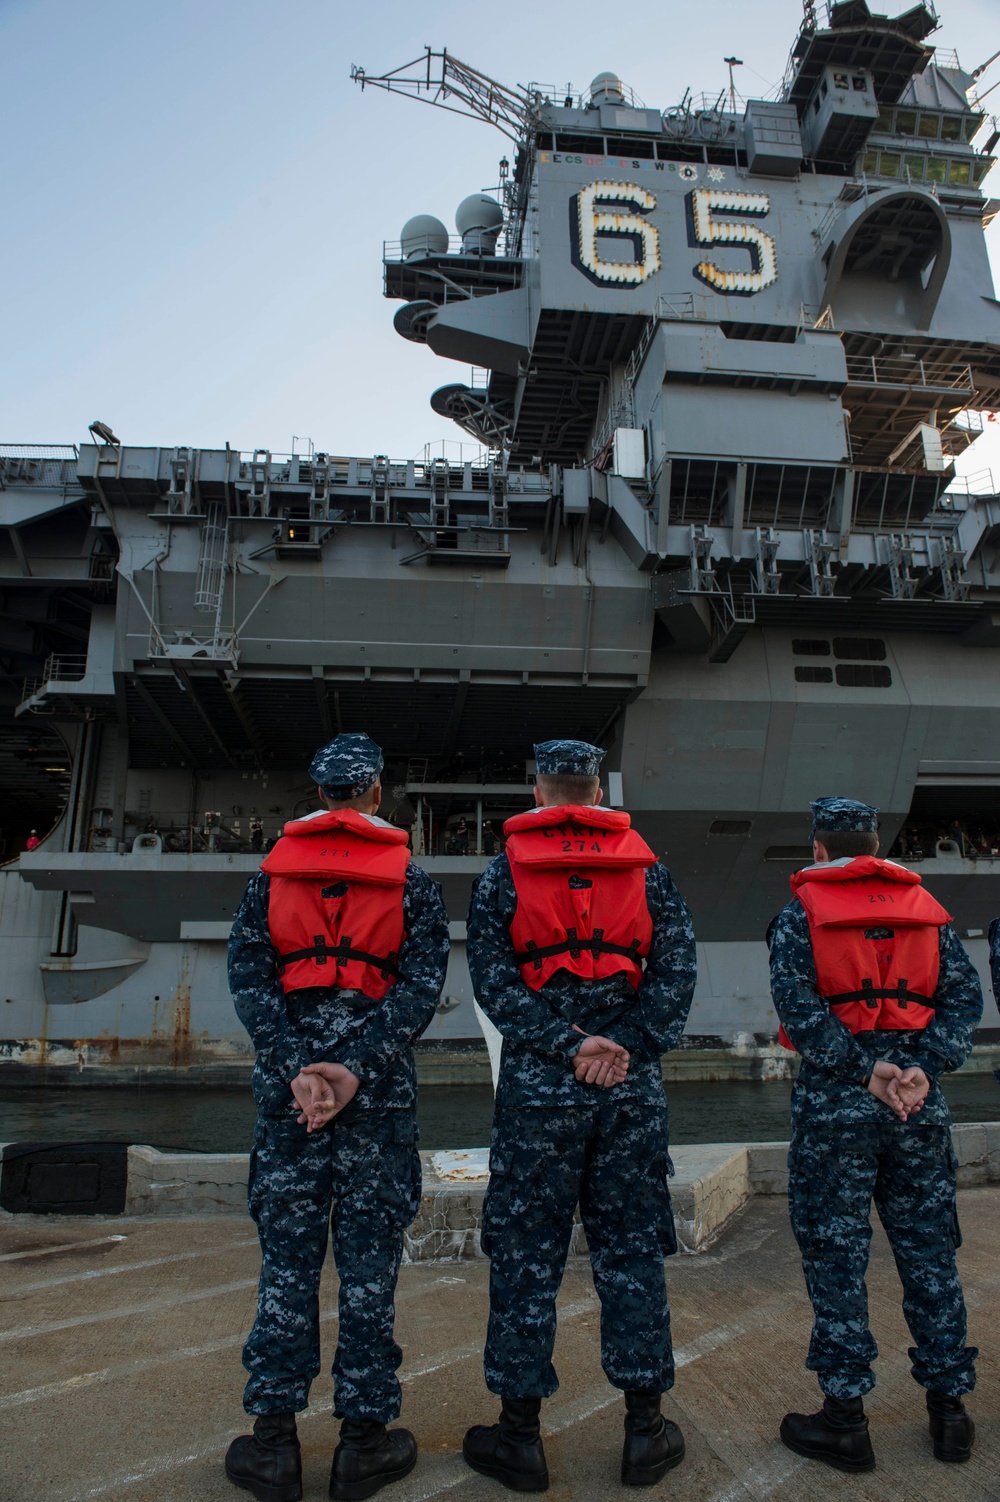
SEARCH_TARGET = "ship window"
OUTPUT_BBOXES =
[833,637,886,660]
[555,133,601,153]
[608,136,655,159]
[709,819,752,835]
[963,117,982,143]
[765,846,813,861]
[974,159,993,185]
[875,108,893,132]
[792,638,830,656]
[949,159,972,186]
[862,149,879,174]
[878,152,901,177]
[940,116,962,142]
[795,666,833,683]
[536,132,554,151]
[904,154,925,181]
[925,157,947,183]
[852,75,868,92]
[895,110,916,136]
[918,113,940,139]
[836,664,892,687]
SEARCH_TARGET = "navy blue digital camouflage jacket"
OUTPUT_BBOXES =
[229,863,449,1116]
[769,893,982,1127]
[467,851,697,1108]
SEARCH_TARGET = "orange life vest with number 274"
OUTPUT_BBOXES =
[503,804,656,991]
[778,855,950,1049]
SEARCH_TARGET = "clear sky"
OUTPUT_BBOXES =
[1,0,998,479]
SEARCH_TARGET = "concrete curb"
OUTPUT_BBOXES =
[4,1125,1000,1251]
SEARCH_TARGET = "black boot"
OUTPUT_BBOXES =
[621,1391,685,1486]
[779,1395,875,1473]
[927,1391,975,1463]
[225,1413,302,1502]
[463,1397,549,1492]
[329,1418,417,1501]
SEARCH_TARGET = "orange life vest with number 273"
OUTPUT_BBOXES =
[778,855,950,1049]
[503,804,656,991]
[261,808,409,1000]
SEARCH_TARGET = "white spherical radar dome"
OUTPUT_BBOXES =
[400,214,449,261]
[454,194,504,236]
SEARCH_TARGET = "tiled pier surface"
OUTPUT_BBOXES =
[1,1187,998,1501]
[48,1121,1000,1255]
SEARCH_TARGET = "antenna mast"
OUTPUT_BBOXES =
[350,47,535,143]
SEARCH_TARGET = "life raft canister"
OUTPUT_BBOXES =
[777,855,951,1049]
[503,804,657,990]
[260,808,409,1000]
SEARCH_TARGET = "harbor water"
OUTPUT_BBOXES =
[1,1076,998,1154]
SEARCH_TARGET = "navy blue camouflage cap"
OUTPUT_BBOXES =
[534,739,605,777]
[308,733,384,798]
[810,796,880,835]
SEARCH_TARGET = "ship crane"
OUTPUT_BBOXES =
[350,48,536,143]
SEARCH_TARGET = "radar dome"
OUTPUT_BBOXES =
[455,194,503,255]
[400,214,449,261]
[590,71,625,106]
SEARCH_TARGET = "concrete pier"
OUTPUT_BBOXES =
[1,1184,997,1500]
[3,1189,990,1495]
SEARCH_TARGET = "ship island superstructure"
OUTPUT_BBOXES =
[3,0,1000,1077]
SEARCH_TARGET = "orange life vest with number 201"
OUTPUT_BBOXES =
[778,855,950,1049]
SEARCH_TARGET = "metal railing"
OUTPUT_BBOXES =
[844,354,975,392]
[42,654,87,682]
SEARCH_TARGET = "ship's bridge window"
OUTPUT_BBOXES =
[795,666,833,684]
[878,152,902,178]
[709,819,752,835]
[940,116,963,142]
[895,110,917,136]
[925,157,948,184]
[875,108,894,132]
[862,149,879,174]
[833,637,886,661]
[536,131,554,151]
[792,638,831,656]
[949,159,973,187]
[974,159,994,186]
[555,133,601,154]
[606,136,655,158]
[904,155,925,181]
[919,113,940,139]
[963,116,983,143]
[836,664,892,688]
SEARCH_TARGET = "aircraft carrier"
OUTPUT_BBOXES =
[3,0,1000,1080]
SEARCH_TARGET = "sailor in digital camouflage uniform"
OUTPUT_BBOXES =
[463,739,697,1492]
[768,796,982,1474]
[225,733,449,1502]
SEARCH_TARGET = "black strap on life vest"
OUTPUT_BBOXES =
[827,977,935,1011]
[513,926,643,971]
[276,934,401,982]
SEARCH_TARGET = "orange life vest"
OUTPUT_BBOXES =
[778,856,950,1048]
[260,808,409,1000]
[503,805,656,990]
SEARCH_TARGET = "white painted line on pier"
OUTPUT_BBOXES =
[706,1450,806,1500]
[51,1313,743,1501]
[0,1234,128,1264]
[10,1238,259,1294]
[0,1275,260,1343]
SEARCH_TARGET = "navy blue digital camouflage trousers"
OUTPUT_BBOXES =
[242,1107,421,1420]
[481,1100,677,1399]
[788,1121,977,1400]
